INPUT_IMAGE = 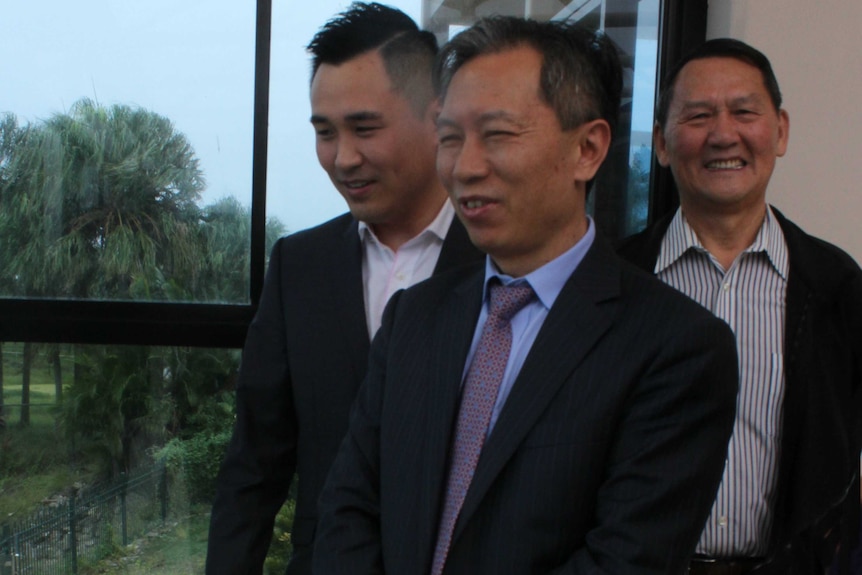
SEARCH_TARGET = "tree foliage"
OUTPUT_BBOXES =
[0,99,286,474]
[0,99,206,300]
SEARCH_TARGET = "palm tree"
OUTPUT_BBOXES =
[1,99,206,437]
[0,99,284,470]
[39,98,206,300]
[196,196,287,302]
[0,113,25,421]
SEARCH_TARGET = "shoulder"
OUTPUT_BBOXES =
[262,213,361,289]
[275,213,355,249]
[268,212,357,261]
[396,262,483,308]
[615,213,674,271]
[619,254,721,327]
[592,236,732,342]
[773,207,862,294]
[377,263,484,345]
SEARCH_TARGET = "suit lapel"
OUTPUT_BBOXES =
[418,270,485,562]
[336,219,372,388]
[453,237,621,539]
[434,213,484,274]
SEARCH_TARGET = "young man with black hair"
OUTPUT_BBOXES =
[206,4,481,574]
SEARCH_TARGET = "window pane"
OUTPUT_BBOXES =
[0,1,667,571]
[268,0,659,241]
[0,1,258,304]
[0,342,240,572]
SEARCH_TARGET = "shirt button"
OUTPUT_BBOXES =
[718,516,728,527]
[722,283,730,292]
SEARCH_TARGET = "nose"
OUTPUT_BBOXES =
[707,110,738,147]
[449,135,488,183]
[334,136,362,171]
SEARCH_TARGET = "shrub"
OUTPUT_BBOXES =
[156,427,231,504]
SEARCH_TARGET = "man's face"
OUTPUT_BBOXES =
[656,57,789,216]
[310,50,439,241]
[436,45,602,277]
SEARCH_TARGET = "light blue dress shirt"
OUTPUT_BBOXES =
[463,217,596,437]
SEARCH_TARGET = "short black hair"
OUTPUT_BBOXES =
[434,16,623,138]
[307,2,439,114]
[656,38,782,128]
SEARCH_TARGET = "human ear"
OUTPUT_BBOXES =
[653,122,671,167]
[776,109,790,157]
[572,119,612,182]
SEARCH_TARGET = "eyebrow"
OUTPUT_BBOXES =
[678,93,764,112]
[436,109,526,129]
[310,111,383,124]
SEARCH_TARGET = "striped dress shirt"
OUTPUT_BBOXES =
[656,206,789,557]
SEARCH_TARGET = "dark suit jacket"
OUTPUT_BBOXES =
[314,234,740,574]
[206,211,483,575]
[617,207,862,574]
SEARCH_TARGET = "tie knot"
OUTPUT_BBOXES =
[487,281,535,323]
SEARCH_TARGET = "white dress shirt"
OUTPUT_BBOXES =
[359,200,455,338]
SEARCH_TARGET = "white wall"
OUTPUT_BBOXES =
[706,0,862,263]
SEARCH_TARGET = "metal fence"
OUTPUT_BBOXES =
[0,462,167,575]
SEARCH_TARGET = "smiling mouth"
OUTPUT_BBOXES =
[706,159,746,170]
[463,199,491,209]
[343,180,373,189]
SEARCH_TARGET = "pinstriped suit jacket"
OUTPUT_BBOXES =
[314,233,740,575]
[206,212,482,575]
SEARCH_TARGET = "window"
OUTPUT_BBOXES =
[1,1,706,571]
[1,0,267,346]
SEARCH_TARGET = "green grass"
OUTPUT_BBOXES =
[78,507,211,575]
[1,343,101,517]
[0,344,221,573]
[0,343,292,573]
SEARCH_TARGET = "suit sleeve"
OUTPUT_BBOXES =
[312,291,402,575]
[557,312,739,574]
[206,238,298,575]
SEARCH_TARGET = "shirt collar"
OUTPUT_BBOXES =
[760,205,789,280]
[656,206,789,280]
[357,199,454,247]
[483,216,596,311]
[655,209,702,274]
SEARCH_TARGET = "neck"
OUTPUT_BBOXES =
[370,190,448,251]
[681,203,767,270]
[494,215,588,278]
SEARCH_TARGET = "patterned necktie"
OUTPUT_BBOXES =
[430,280,536,575]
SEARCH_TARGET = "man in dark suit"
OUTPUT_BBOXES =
[617,38,862,573]
[314,17,740,574]
[205,4,482,574]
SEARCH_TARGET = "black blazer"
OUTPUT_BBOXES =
[206,211,483,575]
[617,207,862,573]
[314,234,740,574]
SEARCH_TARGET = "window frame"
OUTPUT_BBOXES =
[0,0,704,348]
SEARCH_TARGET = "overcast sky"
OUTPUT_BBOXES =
[3,1,654,235]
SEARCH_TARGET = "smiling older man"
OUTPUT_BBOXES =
[619,38,862,574]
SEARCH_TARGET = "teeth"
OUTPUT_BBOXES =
[345,181,370,189]
[707,159,744,170]
[464,200,486,209]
